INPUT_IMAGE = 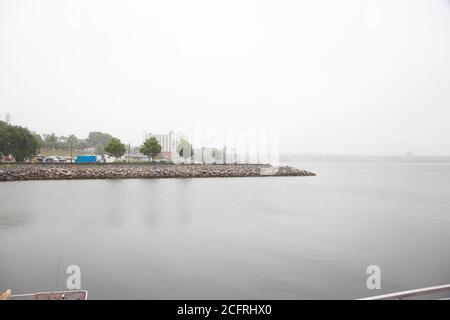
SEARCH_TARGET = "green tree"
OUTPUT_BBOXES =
[87,132,113,155]
[0,124,39,162]
[95,144,105,155]
[42,133,60,149]
[32,132,44,149]
[211,148,223,164]
[0,120,8,130]
[0,120,8,157]
[104,138,126,160]
[176,139,194,163]
[140,136,161,162]
[66,134,78,149]
[75,138,89,150]
[88,132,113,148]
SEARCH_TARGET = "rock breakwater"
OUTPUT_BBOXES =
[0,164,315,182]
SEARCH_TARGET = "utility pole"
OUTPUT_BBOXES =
[70,139,73,163]
[223,145,226,165]
[201,146,204,164]
[128,143,131,164]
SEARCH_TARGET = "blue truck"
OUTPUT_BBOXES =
[74,155,98,163]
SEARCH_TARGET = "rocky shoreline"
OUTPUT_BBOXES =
[0,164,315,182]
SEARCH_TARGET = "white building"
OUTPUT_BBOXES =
[152,131,175,152]
[145,131,187,162]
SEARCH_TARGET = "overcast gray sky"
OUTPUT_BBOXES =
[0,0,449,155]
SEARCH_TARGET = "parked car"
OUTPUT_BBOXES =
[1,155,15,162]
[44,156,59,163]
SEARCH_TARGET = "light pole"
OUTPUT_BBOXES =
[128,143,131,164]
[223,145,227,165]
[201,147,204,164]
[70,139,73,163]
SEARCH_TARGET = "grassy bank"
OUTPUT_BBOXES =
[39,149,90,157]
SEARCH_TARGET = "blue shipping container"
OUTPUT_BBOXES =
[75,155,97,163]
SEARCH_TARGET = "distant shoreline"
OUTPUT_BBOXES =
[0,164,316,182]
[280,154,450,163]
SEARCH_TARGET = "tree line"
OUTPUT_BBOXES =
[1,119,212,163]
[0,120,39,162]
[33,131,114,155]
[104,136,198,162]
[0,120,176,162]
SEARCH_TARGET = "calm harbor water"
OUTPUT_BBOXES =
[0,162,449,299]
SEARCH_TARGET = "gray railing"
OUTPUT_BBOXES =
[360,284,450,300]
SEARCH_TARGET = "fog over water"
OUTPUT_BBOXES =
[0,162,449,299]
[1,0,450,155]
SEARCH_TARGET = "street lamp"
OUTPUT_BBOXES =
[70,139,73,163]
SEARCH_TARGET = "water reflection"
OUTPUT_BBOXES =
[0,163,449,299]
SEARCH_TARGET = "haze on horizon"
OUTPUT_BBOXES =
[0,0,449,156]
